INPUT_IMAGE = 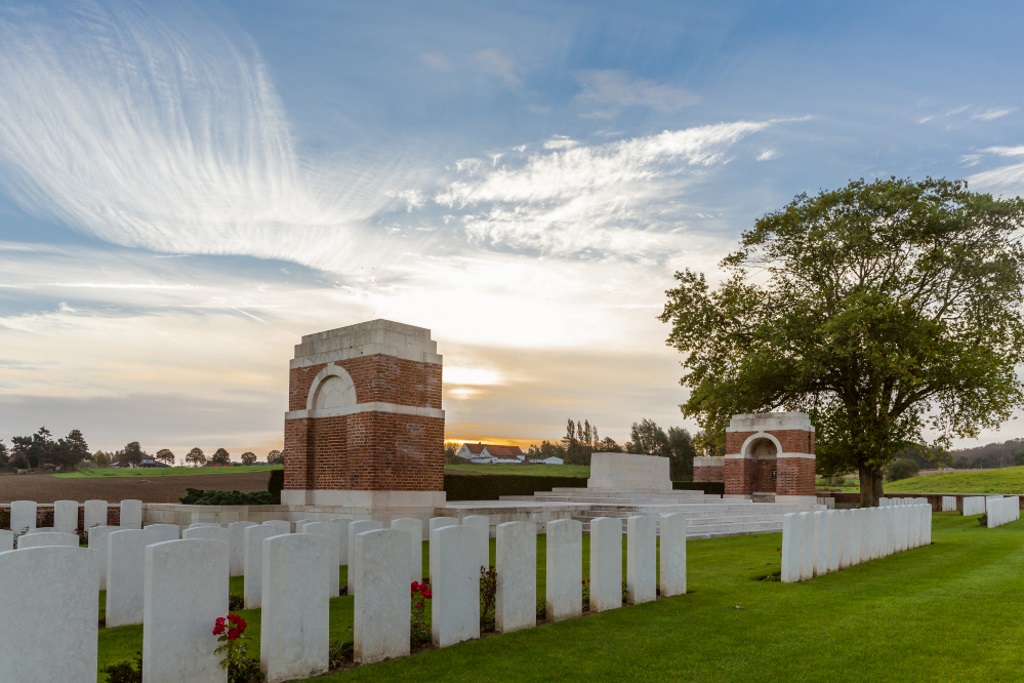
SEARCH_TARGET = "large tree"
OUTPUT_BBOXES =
[660,177,1024,506]
[185,447,206,467]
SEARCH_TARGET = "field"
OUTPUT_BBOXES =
[54,465,281,479]
[885,466,1024,494]
[97,513,1024,682]
[0,470,276,504]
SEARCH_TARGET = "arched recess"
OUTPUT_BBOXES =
[740,432,783,458]
[306,364,357,414]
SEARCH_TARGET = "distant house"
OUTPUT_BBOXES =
[108,453,170,468]
[537,456,564,466]
[457,443,525,464]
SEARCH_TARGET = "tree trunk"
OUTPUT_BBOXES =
[858,463,884,507]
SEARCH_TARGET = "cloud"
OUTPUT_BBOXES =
[967,145,1024,195]
[973,107,1015,121]
[472,49,521,87]
[917,104,1014,126]
[576,70,699,118]
[756,148,778,162]
[418,51,451,71]
[0,1,415,274]
[433,119,788,260]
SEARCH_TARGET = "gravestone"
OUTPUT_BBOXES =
[53,500,78,532]
[626,516,656,604]
[228,521,258,576]
[84,499,108,529]
[391,518,424,584]
[546,519,582,622]
[10,500,36,533]
[659,513,687,597]
[88,525,119,590]
[301,521,341,597]
[430,524,480,647]
[495,521,536,633]
[354,529,411,664]
[261,533,330,683]
[589,517,622,610]
[120,499,143,529]
[348,520,383,596]
[144,539,228,683]
[0,546,97,682]
[462,515,490,572]
[18,531,79,550]
[244,524,280,609]
[107,527,161,627]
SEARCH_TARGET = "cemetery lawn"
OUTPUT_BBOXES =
[445,463,590,477]
[55,465,282,479]
[884,465,1024,494]
[97,513,1024,682]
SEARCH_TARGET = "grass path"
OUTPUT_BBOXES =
[98,513,1024,682]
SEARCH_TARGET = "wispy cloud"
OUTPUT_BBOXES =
[576,70,699,119]
[472,49,521,87]
[917,104,1014,126]
[433,119,789,260]
[966,145,1024,195]
[973,107,1015,121]
[0,1,410,273]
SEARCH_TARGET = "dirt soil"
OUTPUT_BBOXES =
[0,471,274,504]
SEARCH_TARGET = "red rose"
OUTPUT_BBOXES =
[421,587,432,599]
[227,628,240,640]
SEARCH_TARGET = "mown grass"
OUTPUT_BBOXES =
[885,466,1024,494]
[98,514,1024,682]
[444,463,590,477]
[55,465,282,479]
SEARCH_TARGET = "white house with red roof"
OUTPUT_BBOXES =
[457,442,526,464]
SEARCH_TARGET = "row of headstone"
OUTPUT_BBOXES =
[351,513,688,665]
[986,496,1020,528]
[942,496,957,512]
[6,498,142,533]
[963,496,988,516]
[781,504,932,583]
[879,497,919,507]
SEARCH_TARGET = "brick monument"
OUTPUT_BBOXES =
[281,320,445,512]
[709,412,817,504]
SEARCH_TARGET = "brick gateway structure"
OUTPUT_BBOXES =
[695,412,817,504]
[281,320,446,512]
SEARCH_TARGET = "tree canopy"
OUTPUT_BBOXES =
[660,177,1024,505]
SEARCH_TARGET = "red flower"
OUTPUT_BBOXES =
[212,617,227,635]
[411,581,421,594]
[227,628,240,640]
[420,587,432,599]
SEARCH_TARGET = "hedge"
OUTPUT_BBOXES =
[179,488,274,505]
[267,469,284,503]
[673,481,725,496]
[444,474,588,501]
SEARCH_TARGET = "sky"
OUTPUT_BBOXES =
[2,0,1024,457]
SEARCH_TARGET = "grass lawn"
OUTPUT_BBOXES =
[55,465,282,479]
[885,466,1024,494]
[444,463,590,478]
[98,513,1024,682]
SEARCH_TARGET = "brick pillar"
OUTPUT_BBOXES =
[724,413,816,504]
[282,320,446,513]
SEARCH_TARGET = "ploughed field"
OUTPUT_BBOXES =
[0,470,273,503]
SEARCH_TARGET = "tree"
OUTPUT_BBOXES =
[186,447,206,467]
[666,426,697,481]
[92,450,111,467]
[266,449,284,465]
[0,439,8,467]
[156,449,175,466]
[626,419,669,458]
[443,442,461,464]
[119,442,143,468]
[240,451,257,465]
[56,429,89,471]
[660,177,1024,506]
[596,437,623,453]
[210,448,231,465]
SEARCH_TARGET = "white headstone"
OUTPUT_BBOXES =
[120,499,143,529]
[262,519,290,536]
[354,529,412,664]
[0,546,98,682]
[183,525,230,546]
[462,515,490,573]
[10,500,36,534]
[261,533,330,683]
[546,519,583,621]
[857,508,871,563]
[228,521,258,576]
[812,511,828,576]
[797,512,815,579]
[146,523,180,543]
[0,529,12,552]
[626,515,657,604]
[495,521,536,633]
[302,521,341,597]
[330,518,351,566]
[348,520,383,596]
[107,527,161,627]
[659,513,687,597]
[391,518,424,584]
[17,530,79,549]
[88,525,119,590]
[781,513,800,582]
[429,516,459,535]
[144,539,229,683]
[84,499,108,530]
[430,524,480,647]
[589,517,623,610]
[53,500,78,532]
[244,524,279,609]
[826,511,841,573]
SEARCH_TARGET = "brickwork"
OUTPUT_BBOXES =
[776,457,816,496]
[693,462,724,483]
[752,458,776,493]
[283,321,445,496]
[725,428,812,455]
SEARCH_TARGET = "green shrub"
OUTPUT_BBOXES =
[443,474,588,501]
[179,488,274,505]
[267,469,284,504]
[100,653,142,683]
[886,458,920,482]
